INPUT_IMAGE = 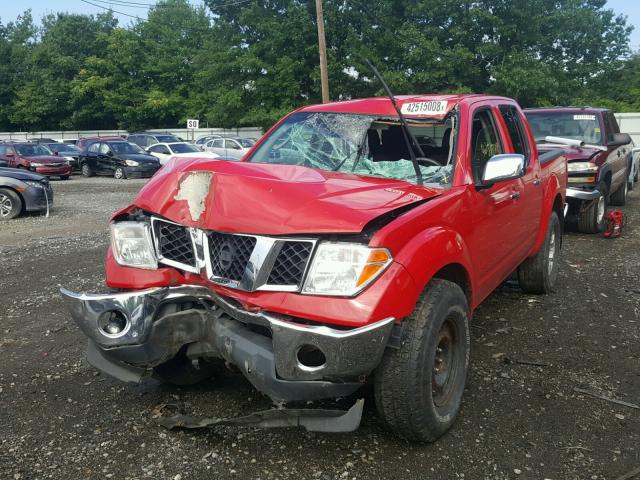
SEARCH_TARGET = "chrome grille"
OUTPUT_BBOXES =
[207,232,257,281]
[152,218,197,272]
[268,241,313,286]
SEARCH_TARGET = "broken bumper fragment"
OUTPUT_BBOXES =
[566,187,602,201]
[60,285,394,403]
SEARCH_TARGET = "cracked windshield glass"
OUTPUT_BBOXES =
[248,112,457,187]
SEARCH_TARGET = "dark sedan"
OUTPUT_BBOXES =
[42,143,82,170]
[79,140,161,179]
[0,167,53,220]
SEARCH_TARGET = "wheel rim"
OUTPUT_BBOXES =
[547,228,556,276]
[432,318,460,408]
[596,195,605,224]
[0,194,12,217]
[115,168,123,179]
[82,164,88,175]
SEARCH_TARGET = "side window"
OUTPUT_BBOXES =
[470,109,503,184]
[605,112,619,142]
[499,105,530,163]
[225,139,239,149]
[213,139,224,148]
[88,143,100,153]
[0,145,6,156]
[146,136,156,147]
[149,145,162,153]
[99,143,111,155]
[128,135,139,145]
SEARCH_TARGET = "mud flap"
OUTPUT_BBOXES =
[156,398,364,433]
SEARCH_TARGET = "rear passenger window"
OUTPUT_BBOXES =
[470,109,503,184]
[499,105,530,163]
[88,143,100,153]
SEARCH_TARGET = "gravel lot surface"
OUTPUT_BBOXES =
[1,176,638,480]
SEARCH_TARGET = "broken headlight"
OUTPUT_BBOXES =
[110,221,157,269]
[302,243,392,296]
[567,162,598,173]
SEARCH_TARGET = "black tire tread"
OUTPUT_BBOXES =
[517,211,560,294]
[374,279,469,442]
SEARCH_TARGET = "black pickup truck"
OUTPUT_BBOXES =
[525,107,633,233]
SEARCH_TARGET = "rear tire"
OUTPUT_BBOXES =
[0,188,23,220]
[60,175,70,180]
[81,163,93,177]
[374,279,470,442]
[517,211,561,294]
[610,175,628,206]
[153,354,218,386]
[577,183,607,234]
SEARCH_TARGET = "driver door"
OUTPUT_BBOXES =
[97,143,114,174]
[468,106,528,298]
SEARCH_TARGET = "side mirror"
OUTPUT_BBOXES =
[481,154,525,186]
[54,151,59,156]
[610,133,631,146]
[106,150,114,157]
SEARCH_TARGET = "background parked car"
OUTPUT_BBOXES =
[0,167,53,220]
[0,143,72,180]
[194,134,225,150]
[79,140,161,179]
[128,132,181,148]
[203,137,255,159]
[77,136,126,150]
[27,138,58,144]
[42,143,82,171]
[146,142,219,165]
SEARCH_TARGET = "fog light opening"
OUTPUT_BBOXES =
[99,310,129,337]
[296,344,327,371]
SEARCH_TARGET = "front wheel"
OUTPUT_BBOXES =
[517,211,561,294]
[577,185,607,234]
[114,167,127,180]
[374,279,470,442]
[0,188,23,220]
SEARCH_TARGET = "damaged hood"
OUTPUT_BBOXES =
[537,144,603,162]
[134,159,440,235]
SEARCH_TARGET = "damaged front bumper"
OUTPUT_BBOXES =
[566,187,602,202]
[60,285,394,404]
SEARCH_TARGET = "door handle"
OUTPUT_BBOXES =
[617,151,621,157]
[533,178,541,186]
[510,191,521,200]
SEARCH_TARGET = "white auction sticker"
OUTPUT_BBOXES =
[400,100,449,116]
[573,114,596,121]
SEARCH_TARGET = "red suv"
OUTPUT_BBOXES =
[0,143,72,179]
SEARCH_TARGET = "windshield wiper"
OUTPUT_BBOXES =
[364,59,423,185]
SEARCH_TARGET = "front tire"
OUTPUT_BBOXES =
[517,211,561,294]
[60,175,70,180]
[0,188,23,220]
[114,167,126,180]
[374,279,470,442]
[577,184,607,234]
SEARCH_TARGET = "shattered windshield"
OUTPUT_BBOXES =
[247,112,457,187]
[525,112,603,145]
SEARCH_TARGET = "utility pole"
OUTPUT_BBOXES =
[315,0,330,103]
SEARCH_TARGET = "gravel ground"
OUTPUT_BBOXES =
[0,176,638,480]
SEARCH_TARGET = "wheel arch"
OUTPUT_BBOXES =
[432,263,472,307]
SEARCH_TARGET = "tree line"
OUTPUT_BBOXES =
[0,0,637,132]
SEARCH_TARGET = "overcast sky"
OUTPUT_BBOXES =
[1,0,639,50]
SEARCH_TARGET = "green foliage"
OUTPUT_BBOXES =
[0,0,635,132]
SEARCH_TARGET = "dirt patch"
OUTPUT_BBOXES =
[0,176,638,480]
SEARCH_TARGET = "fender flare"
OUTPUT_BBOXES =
[597,163,612,189]
[393,226,476,308]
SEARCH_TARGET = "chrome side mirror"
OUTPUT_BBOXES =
[481,154,525,186]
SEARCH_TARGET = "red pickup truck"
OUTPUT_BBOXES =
[62,94,567,441]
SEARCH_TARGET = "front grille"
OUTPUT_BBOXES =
[153,220,196,269]
[268,241,313,286]
[45,163,64,167]
[208,233,256,281]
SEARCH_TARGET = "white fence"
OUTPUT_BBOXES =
[614,113,640,145]
[0,127,263,142]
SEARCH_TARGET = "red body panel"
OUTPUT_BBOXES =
[106,94,567,326]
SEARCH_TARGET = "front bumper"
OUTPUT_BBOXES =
[23,185,54,211]
[33,165,72,176]
[566,187,602,202]
[61,285,394,402]
[123,165,160,178]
